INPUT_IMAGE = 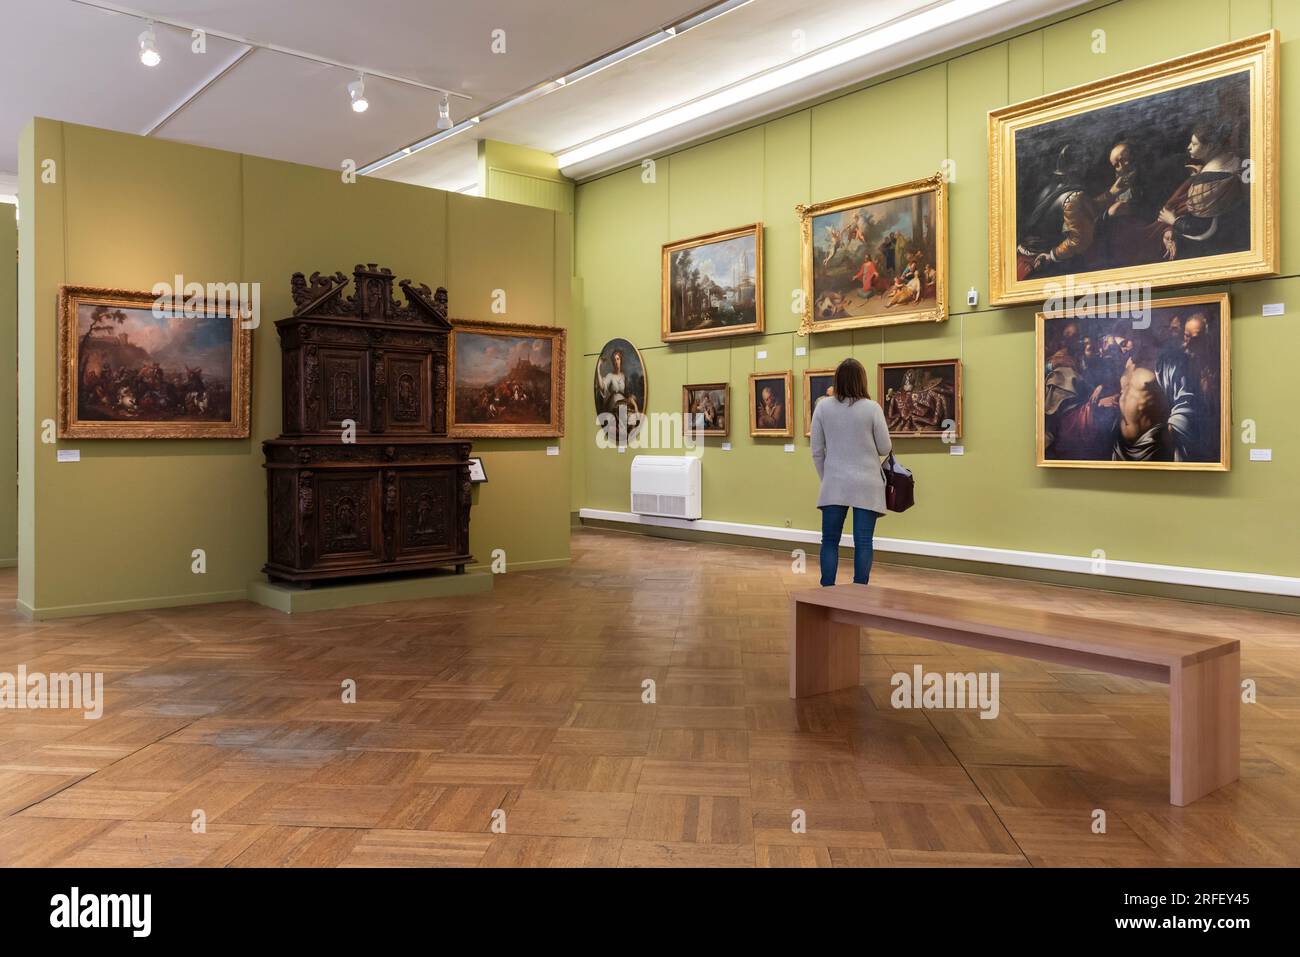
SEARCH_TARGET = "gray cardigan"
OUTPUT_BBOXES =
[811,396,893,514]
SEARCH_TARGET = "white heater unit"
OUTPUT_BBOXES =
[630,455,701,520]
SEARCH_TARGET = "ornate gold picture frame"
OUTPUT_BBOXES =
[57,284,252,439]
[449,319,567,439]
[682,382,730,438]
[989,31,1279,307]
[662,223,764,343]
[1035,292,1230,471]
[749,371,793,438]
[797,172,948,335]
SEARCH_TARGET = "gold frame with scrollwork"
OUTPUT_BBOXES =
[796,172,948,335]
[57,284,252,439]
[447,318,567,439]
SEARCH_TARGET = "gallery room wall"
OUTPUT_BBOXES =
[18,119,574,618]
[1,204,15,566]
[574,0,1300,598]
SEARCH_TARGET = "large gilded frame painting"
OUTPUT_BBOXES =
[662,223,764,343]
[989,31,1279,307]
[797,173,948,335]
[58,285,252,439]
[1035,293,1230,472]
[449,319,567,439]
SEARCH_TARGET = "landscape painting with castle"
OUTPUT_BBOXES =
[449,320,567,438]
[57,285,251,439]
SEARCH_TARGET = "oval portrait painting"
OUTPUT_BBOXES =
[593,337,647,444]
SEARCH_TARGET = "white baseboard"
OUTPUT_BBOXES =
[577,507,1300,598]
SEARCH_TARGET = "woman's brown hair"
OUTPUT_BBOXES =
[833,357,871,403]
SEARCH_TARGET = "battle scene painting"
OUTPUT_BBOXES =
[450,321,566,438]
[1037,294,1229,470]
[58,286,251,439]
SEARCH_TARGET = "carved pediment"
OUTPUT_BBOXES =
[290,264,450,327]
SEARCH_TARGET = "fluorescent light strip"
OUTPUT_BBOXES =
[357,0,752,177]
[672,0,756,34]
[358,117,481,175]
[557,0,1013,169]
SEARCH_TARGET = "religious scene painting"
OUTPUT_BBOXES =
[879,360,961,439]
[803,369,835,438]
[662,224,764,342]
[749,371,793,438]
[58,285,251,439]
[798,174,947,334]
[1037,293,1229,471]
[450,320,566,438]
[990,32,1278,304]
[683,383,729,437]
[594,337,647,444]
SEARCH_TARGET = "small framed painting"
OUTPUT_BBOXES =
[749,371,793,438]
[1036,293,1230,470]
[57,285,252,439]
[662,224,764,342]
[797,173,947,335]
[682,382,730,437]
[467,457,488,483]
[878,359,962,439]
[802,368,836,437]
[449,320,566,439]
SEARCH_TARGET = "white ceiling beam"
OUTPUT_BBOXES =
[143,44,255,136]
[67,0,471,99]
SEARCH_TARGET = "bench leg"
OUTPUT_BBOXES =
[790,602,861,698]
[1169,649,1240,806]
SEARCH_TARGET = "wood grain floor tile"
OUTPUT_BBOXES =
[1,530,1294,867]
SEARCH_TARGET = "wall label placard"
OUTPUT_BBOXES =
[57,449,80,463]
[1262,303,1285,317]
[1250,449,1273,461]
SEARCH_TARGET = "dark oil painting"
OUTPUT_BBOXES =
[1014,71,1251,281]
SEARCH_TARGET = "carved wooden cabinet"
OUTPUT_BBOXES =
[263,264,473,585]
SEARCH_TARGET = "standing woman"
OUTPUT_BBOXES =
[810,357,893,586]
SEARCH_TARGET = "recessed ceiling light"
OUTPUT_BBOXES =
[348,74,369,113]
[138,22,161,67]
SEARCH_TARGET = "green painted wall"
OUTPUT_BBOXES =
[0,204,15,565]
[18,120,572,618]
[574,0,1300,581]
[477,139,585,517]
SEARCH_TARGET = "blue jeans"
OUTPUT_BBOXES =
[819,505,878,586]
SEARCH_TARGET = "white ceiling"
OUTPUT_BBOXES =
[0,0,1090,194]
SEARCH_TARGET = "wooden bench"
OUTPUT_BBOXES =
[790,585,1240,806]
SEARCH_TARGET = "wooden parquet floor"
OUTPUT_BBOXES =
[1,528,1298,868]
